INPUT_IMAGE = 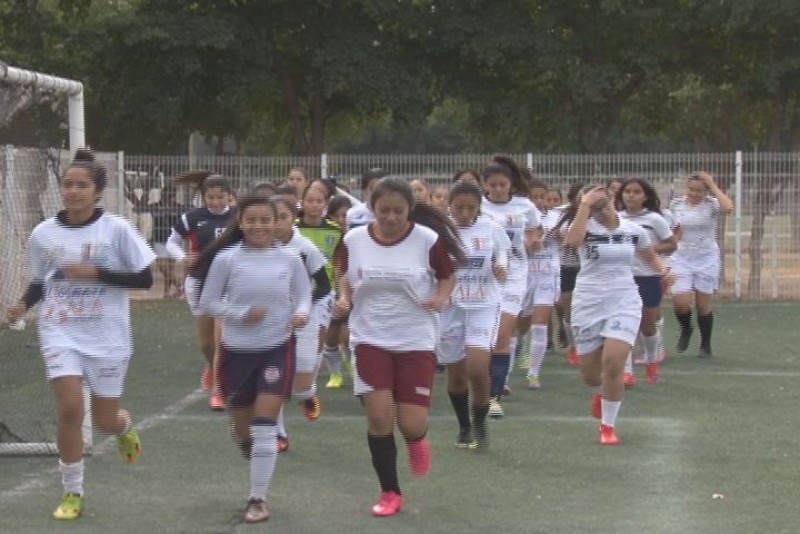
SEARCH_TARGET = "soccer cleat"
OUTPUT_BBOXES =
[645,362,660,384]
[454,428,473,449]
[676,327,693,353]
[302,395,321,421]
[469,421,489,451]
[243,498,270,523]
[407,438,431,477]
[200,365,213,391]
[623,372,636,388]
[567,346,580,367]
[53,492,83,520]
[371,491,403,517]
[325,372,343,389]
[599,424,619,445]
[698,346,713,359]
[591,393,601,419]
[488,398,504,419]
[208,393,225,411]
[526,375,541,390]
[117,410,141,464]
[277,435,289,453]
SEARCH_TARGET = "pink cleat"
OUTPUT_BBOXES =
[371,491,403,517]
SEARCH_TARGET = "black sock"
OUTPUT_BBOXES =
[697,312,713,349]
[490,353,511,398]
[238,439,252,459]
[675,310,692,332]
[449,392,471,432]
[367,434,400,494]
[471,403,489,427]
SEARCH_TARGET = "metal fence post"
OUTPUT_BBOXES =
[321,153,328,178]
[117,151,125,217]
[734,150,742,299]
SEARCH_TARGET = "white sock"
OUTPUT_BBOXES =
[249,422,278,500]
[656,316,665,359]
[276,406,286,438]
[323,345,342,374]
[59,459,84,496]
[601,399,622,427]
[562,317,574,345]
[292,384,317,401]
[507,336,518,382]
[643,333,660,363]
[624,353,633,374]
[528,325,548,378]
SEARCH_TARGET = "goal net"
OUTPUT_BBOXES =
[0,63,91,455]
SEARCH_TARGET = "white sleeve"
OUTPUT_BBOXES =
[290,254,313,317]
[25,230,47,282]
[708,197,720,217]
[635,225,652,250]
[198,252,250,321]
[652,214,673,241]
[492,222,512,268]
[116,220,156,271]
[526,204,541,229]
[165,228,187,259]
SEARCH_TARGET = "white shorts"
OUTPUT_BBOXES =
[42,349,129,397]
[500,276,527,316]
[571,290,642,355]
[670,255,720,295]
[521,273,559,314]
[436,305,501,364]
[294,296,332,373]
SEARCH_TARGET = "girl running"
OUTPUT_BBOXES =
[332,176,463,517]
[618,178,677,383]
[519,180,561,389]
[545,188,565,349]
[166,175,235,410]
[438,180,510,449]
[565,185,672,445]
[669,172,733,357]
[5,149,154,520]
[194,195,311,523]
[556,183,585,367]
[480,156,541,417]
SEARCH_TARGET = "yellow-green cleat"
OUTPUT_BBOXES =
[53,492,83,520]
[116,410,141,464]
[325,372,343,389]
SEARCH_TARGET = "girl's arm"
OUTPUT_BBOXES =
[197,253,251,321]
[699,172,733,215]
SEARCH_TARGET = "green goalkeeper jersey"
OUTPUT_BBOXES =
[295,217,342,290]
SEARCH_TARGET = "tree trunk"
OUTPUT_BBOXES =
[271,55,309,153]
[307,82,326,156]
[592,73,644,152]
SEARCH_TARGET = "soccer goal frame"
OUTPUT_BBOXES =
[0,63,92,455]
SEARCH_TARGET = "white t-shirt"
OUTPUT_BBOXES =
[198,243,312,350]
[618,209,673,276]
[341,223,454,351]
[574,218,651,292]
[345,202,373,230]
[528,209,562,275]
[26,211,155,357]
[451,215,511,308]
[481,196,541,281]
[669,196,720,257]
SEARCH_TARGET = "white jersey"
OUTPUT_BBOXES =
[342,223,454,351]
[481,196,541,281]
[669,196,720,258]
[345,202,374,230]
[528,209,562,276]
[618,209,672,276]
[26,210,155,357]
[451,215,511,308]
[199,243,312,350]
[574,218,651,293]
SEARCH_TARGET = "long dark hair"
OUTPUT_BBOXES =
[371,176,466,265]
[200,175,233,196]
[453,168,482,184]
[192,196,277,284]
[482,154,530,198]
[555,182,586,230]
[617,177,662,214]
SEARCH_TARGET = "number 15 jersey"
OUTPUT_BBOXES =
[575,218,651,292]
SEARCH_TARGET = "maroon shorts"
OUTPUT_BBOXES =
[353,344,436,408]
[219,338,295,407]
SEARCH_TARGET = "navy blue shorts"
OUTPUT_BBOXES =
[634,276,663,308]
[219,338,295,408]
[560,266,580,293]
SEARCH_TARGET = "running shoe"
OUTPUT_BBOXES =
[698,346,713,359]
[488,398,504,419]
[567,346,580,367]
[598,424,619,445]
[277,435,289,453]
[208,393,225,411]
[243,498,270,523]
[325,373,343,389]
[302,395,321,421]
[455,428,473,449]
[591,393,601,420]
[200,365,213,391]
[526,375,541,390]
[407,438,431,477]
[676,327,693,353]
[623,372,636,388]
[117,410,141,464]
[53,492,83,520]
[645,362,660,384]
[371,491,403,517]
[469,421,489,451]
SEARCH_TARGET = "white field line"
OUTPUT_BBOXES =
[543,367,800,377]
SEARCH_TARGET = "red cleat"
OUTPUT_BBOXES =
[200,365,213,391]
[599,424,619,445]
[208,393,225,411]
[371,491,403,517]
[302,395,321,421]
[277,435,289,453]
[407,438,431,477]
[567,346,580,367]
[645,362,660,384]
[624,372,636,388]
[591,393,602,419]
